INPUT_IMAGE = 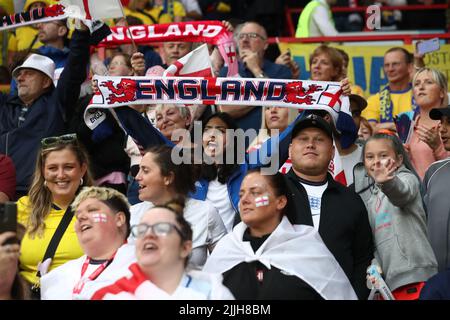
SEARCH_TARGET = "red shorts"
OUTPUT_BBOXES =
[392,282,425,300]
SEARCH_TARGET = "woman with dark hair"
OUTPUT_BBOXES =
[91,201,234,300]
[192,111,300,232]
[131,145,226,269]
[113,107,299,232]
[40,186,135,300]
[353,131,438,300]
[203,168,357,300]
[17,134,94,297]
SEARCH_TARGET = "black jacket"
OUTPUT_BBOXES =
[284,169,374,300]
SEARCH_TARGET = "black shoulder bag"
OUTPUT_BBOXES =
[30,206,74,299]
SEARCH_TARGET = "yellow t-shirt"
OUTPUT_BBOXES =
[146,7,173,24]
[361,87,413,123]
[123,7,155,25]
[17,196,83,285]
[8,27,42,53]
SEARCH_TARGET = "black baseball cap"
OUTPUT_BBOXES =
[349,94,367,114]
[291,114,333,140]
[430,105,450,120]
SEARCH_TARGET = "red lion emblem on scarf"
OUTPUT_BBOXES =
[101,79,137,104]
[44,4,65,17]
[284,81,322,105]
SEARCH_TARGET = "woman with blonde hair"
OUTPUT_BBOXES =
[17,134,93,298]
[405,67,449,179]
[40,186,135,300]
[309,44,344,82]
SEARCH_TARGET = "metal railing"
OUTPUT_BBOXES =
[285,4,449,37]
[268,33,450,45]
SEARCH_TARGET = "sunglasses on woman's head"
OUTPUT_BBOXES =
[41,133,77,149]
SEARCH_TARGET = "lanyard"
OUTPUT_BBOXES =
[72,250,117,296]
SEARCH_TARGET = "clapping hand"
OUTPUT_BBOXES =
[416,123,441,151]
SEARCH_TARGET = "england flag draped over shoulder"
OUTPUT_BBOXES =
[163,44,213,77]
[60,0,124,20]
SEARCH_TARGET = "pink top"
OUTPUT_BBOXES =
[409,116,449,180]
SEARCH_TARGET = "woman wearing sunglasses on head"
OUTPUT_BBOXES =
[16,134,93,298]
[91,200,234,300]
[40,186,136,300]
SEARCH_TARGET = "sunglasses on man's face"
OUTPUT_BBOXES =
[41,133,77,149]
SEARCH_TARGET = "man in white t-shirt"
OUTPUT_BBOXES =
[284,114,373,300]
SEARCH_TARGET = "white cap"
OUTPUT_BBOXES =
[12,54,55,81]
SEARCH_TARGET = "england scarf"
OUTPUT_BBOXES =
[98,21,238,76]
[203,216,358,300]
[85,76,354,135]
[98,21,232,47]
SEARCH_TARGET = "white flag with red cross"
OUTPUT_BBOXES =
[316,83,348,121]
[59,0,123,20]
[163,44,213,77]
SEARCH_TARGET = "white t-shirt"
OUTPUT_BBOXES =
[130,198,227,269]
[300,181,328,231]
[206,178,236,233]
[40,243,136,300]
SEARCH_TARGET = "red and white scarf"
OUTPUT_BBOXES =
[85,76,350,128]
[98,21,231,47]
[98,21,238,77]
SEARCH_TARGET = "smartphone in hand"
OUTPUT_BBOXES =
[286,48,291,58]
[416,38,440,55]
[0,202,18,245]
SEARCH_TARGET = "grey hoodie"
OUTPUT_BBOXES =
[353,163,437,291]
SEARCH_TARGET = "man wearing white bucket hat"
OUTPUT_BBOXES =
[0,20,111,199]
[12,54,55,104]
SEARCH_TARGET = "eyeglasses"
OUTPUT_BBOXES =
[41,133,77,149]
[131,222,184,238]
[237,32,266,41]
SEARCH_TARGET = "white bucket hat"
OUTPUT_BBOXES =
[12,54,55,81]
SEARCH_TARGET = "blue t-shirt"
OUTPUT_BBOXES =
[219,60,291,133]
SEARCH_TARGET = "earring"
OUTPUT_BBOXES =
[80,178,84,185]
[43,181,47,187]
